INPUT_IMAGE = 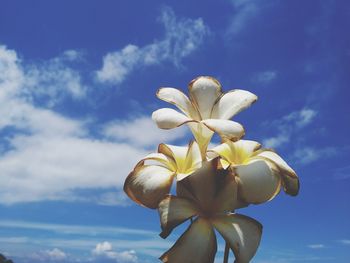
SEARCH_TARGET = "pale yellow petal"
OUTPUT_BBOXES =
[235,159,281,204]
[188,122,214,157]
[160,218,217,263]
[211,213,262,263]
[208,141,234,163]
[124,165,174,209]
[156,87,200,119]
[158,195,199,238]
[182,141,202,179]
[201,119,245,141]
[141,152,175,171]
[158,143,188,170]
[254,150,299,196]
[152,108,195,129]
[211,89,258,119]
[188,76,222,119]
[209,140,261,165]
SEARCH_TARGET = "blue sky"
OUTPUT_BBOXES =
[0,0,349,262]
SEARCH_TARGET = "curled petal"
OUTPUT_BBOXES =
[211,213,262,263]
[158,195,199,238]
[160,218,217,263]
[158,143,188,166]
[253,150,299,196]
[188,76,222,119]
[201,119,245,141]
[141,152,176,171]
[124,165,174,209]
[157,87,200,120]
[211,89,258,120]
[152,108,195,129]
[235,159,281,204]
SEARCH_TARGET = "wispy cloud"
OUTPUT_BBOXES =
[253,70,278,84]
[291,146,337,165]
[338,239,350,245]
[96,7,210,84]
[24,50,87,106]
[333,166,350,180]
[227,0,259,35]
[0,220,157,237]
[262,108,317,148]
[308,244,325,249]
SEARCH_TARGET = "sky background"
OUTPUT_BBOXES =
[0,0,349,262]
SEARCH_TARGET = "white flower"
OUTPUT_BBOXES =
[152,76,257,157]
[209,140,299,204]
[124,142,202,209]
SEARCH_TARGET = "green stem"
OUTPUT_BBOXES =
[223,241,229,263]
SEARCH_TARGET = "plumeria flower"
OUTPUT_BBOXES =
[209,140,299,204]
[158,158,262,263]
[152,76,257,157]
[124,141,202,209]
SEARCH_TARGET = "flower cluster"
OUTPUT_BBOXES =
[124,76,299,263]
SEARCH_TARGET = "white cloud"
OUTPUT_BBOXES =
[103,116,187,147]
[253,70,277,84]
[30,248,67,261]
[308,244,325,249]
[24,51,87,106]
[0,45,151,205]
[284,108,317,128]
[96,7,210,84]
[0,45,87,108]
[92,241,138,263]
[263,133,289,148]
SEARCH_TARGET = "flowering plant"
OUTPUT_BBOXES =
[124,76,299,263]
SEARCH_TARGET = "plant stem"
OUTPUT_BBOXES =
[223,241,229,263]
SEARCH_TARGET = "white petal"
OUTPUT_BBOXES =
[157,87,200,120]
[211,213,262,263]
[124,165,174,209]
[235,159,281,204]
[158,195,199,238]
[188,76,222,119]
[211,89,258,119]
[254,150,299,196]
[152,108,195,129]
[201,119,245,141]
[160,218,217,263]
